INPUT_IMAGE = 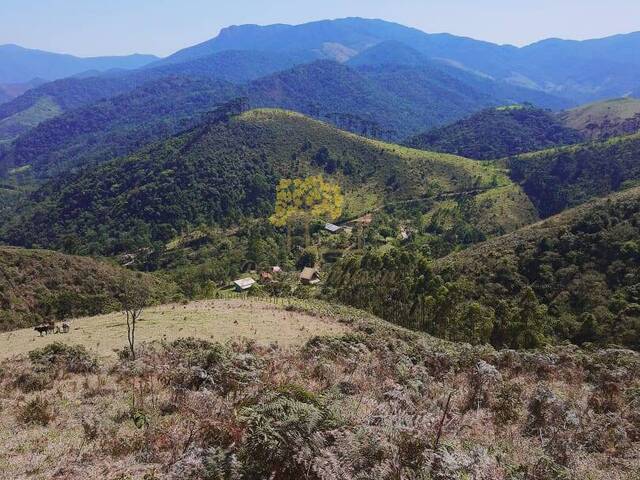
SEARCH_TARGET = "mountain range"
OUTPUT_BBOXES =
[2,18,639,145]
[0,43,158,84]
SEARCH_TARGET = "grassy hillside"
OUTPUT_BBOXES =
[0,246,170,332]
[507,132,640,217]
[559,97,640,140]
[3,299,638,478]
[0,96,62,145]
[406,104,584,160]
[1,109,516,256]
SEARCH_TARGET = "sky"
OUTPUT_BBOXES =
[1,0,639,58]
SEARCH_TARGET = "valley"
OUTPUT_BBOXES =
[1,12,640,480]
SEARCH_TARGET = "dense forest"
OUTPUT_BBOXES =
[1,108,509,255]
[326,187,640,350]
[0,77,239,178]
[507,132,640,217]
[406,105,584,160]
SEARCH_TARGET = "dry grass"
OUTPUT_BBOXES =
[0,299,349,360]
[0,300,639,479]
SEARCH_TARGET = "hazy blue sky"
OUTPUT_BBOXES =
[1,0,639,57]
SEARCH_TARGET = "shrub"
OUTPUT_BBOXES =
[29,343,98,373]
[13,371,52,393]
[492,382,524,425]
[17,396,53,426]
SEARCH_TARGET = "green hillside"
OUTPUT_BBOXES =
[1,109,518,255]
[507,132,640,217]
[559,97,640,140]
[0,78,238,178]
[327,187,640,349]
[406,104,584,160]
[0,246,170,331]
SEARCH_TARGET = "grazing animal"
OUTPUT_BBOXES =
[62,322,70,334]
[34,324,53,336]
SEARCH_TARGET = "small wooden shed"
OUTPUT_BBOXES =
[300,267,320,285]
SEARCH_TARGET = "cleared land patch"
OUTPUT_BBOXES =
[0,299,349,359]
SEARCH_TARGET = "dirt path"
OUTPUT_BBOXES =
[0,299,348,359]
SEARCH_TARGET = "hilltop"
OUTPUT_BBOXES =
[0,246,169,331]
[1,109,523,256]
[406,104,584,159]
[559,97,640,140]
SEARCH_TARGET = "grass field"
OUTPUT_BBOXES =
[0,299,349,360]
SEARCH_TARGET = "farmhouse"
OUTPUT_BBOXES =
[300,267,320,285]
[233,278,256,291]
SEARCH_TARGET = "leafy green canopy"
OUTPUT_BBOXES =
[508,132,640,217]
[406,105,583,160]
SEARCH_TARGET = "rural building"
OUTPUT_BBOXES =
[300,267,321,285]
[260,271,273,283]
[233,278,256,291]
[324,223,342,233]
[272,266,282,273]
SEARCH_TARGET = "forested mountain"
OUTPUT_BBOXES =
[559,97,640,140]
[406,105,584,159]
[507,132,640,217]
[5,18,640,151]
[0,50,312,143]
[326,187,640,349]
[1,109,512,255]
[0,58,570,178]
[158,18,640,103]
[0,246,168,331]
[0,78,239,177]
[0,44,157,83]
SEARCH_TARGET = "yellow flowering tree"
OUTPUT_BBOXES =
[270,176,344,249]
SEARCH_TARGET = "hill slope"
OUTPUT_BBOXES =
[0,50,311,143]
[559,97,640,140]
[327,187,640,349]
[0,77,239,177]
[507,132,640,217]
[406,105,584,159]
[433,187,640,349]
[0,59,569,180]
[1,109,514,254]
[0,246,167,331]
[0,44,157,83]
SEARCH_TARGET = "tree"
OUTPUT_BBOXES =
[270,176,344,249]
[118,275,150,360]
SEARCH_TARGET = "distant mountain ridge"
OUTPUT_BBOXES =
[0,44,158,84]
[157,18,640,104]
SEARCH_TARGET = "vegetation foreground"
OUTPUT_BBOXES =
[0,300,638,479]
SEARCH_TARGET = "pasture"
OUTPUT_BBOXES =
[0,299,349,359]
